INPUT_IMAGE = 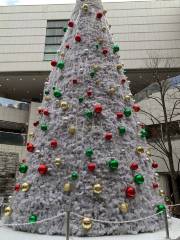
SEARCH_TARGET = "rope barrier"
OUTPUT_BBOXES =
[1,203,180,227]
[71,211,162,224]
[0,212,65,227]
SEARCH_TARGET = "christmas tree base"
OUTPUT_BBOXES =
[0,218,180,240]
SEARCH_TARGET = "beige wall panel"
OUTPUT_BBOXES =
[0,44,45,54]
[111,23,180,34]
[0,61,50,72]
[0,53,43,62]
[0,36,45,45]
[0,28,46,36]
[109,15,180,26]
[0,20,47,29]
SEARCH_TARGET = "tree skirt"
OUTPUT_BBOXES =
[0,217,180,240]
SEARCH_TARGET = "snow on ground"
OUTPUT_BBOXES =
[0,218,180,240]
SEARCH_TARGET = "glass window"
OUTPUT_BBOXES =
[44,20,67,61]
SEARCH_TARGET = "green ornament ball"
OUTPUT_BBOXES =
[90,71,96,78]
[84,109,93,119]
[85,148,93,157]
[96,44,99,49]
[41,124,48,131]
[118,126,126,136]
[57,61,65,70]
[124,107,132,117]
[134,174,144,184]
[19,164,28,174]
[53,89,62,98]
[108,159,119,170]
[71,171,79,181]
[156,204,166,213]
[79,96,84,103]
[63,27,67,32]
[29,214,38,224]
[113,44,120,54]
[44,90,50,95]
[140,129,148,139]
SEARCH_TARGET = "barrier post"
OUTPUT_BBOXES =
[66,210,70,240]
[164,208,170,239]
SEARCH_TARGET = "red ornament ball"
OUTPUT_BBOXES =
[75,34,81,42]
[50,139,58,149]
[87,89,93,97]
[94,103,103,113]
[116,112,123,119]
[15,183,21,192]
[126,186,136,198]
[65,44,70,49]
[68,20,74,28]
[121,79,126,84]
[38,108,43,114]
[133,104,141,112]
[130,162,138,170]
[51,59,57,67]
[33,121,39,127]
[102,48,108,55]
[152,161,158,169]
[73,79,78,84]
[96,11,103,19]
[43,109,49,116]
[27,143,35,152]
[105,132,112,141]
[153,182,159,189]
[38,164,48,175]
[88,162,96,172]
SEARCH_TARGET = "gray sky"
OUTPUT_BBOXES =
[0,0,151,6]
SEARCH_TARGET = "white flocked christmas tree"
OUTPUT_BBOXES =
[4,0,166,236]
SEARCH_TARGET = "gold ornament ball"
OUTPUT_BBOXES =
[136,146,144,154]
[103,10,107,15]
[146,150,152,156]
[4,207,13,217]
[159,189,165,196]
[82,217,92,231]
[119,203,129,213]
[108,87,116,96]
[97,38,103,45]
[21,182,30,192]
[61,52,65,58]
[92,64,100,71]
[60,101,69,111]
[29,132,34,138]
[124,95,131,101]
[82,3,88,12]
[68,125,76,135]
[117,64,123,71]
[54,157,61,167]
[95,80,101,86]
[93,183,102,194]
[44,96,51,101]
[64,182,72,192]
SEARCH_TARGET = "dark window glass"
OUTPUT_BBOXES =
[44,20,67,61]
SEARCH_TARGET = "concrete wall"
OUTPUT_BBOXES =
[0,144,26,160]
[0,0,179,72]
[0,106,29,123]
